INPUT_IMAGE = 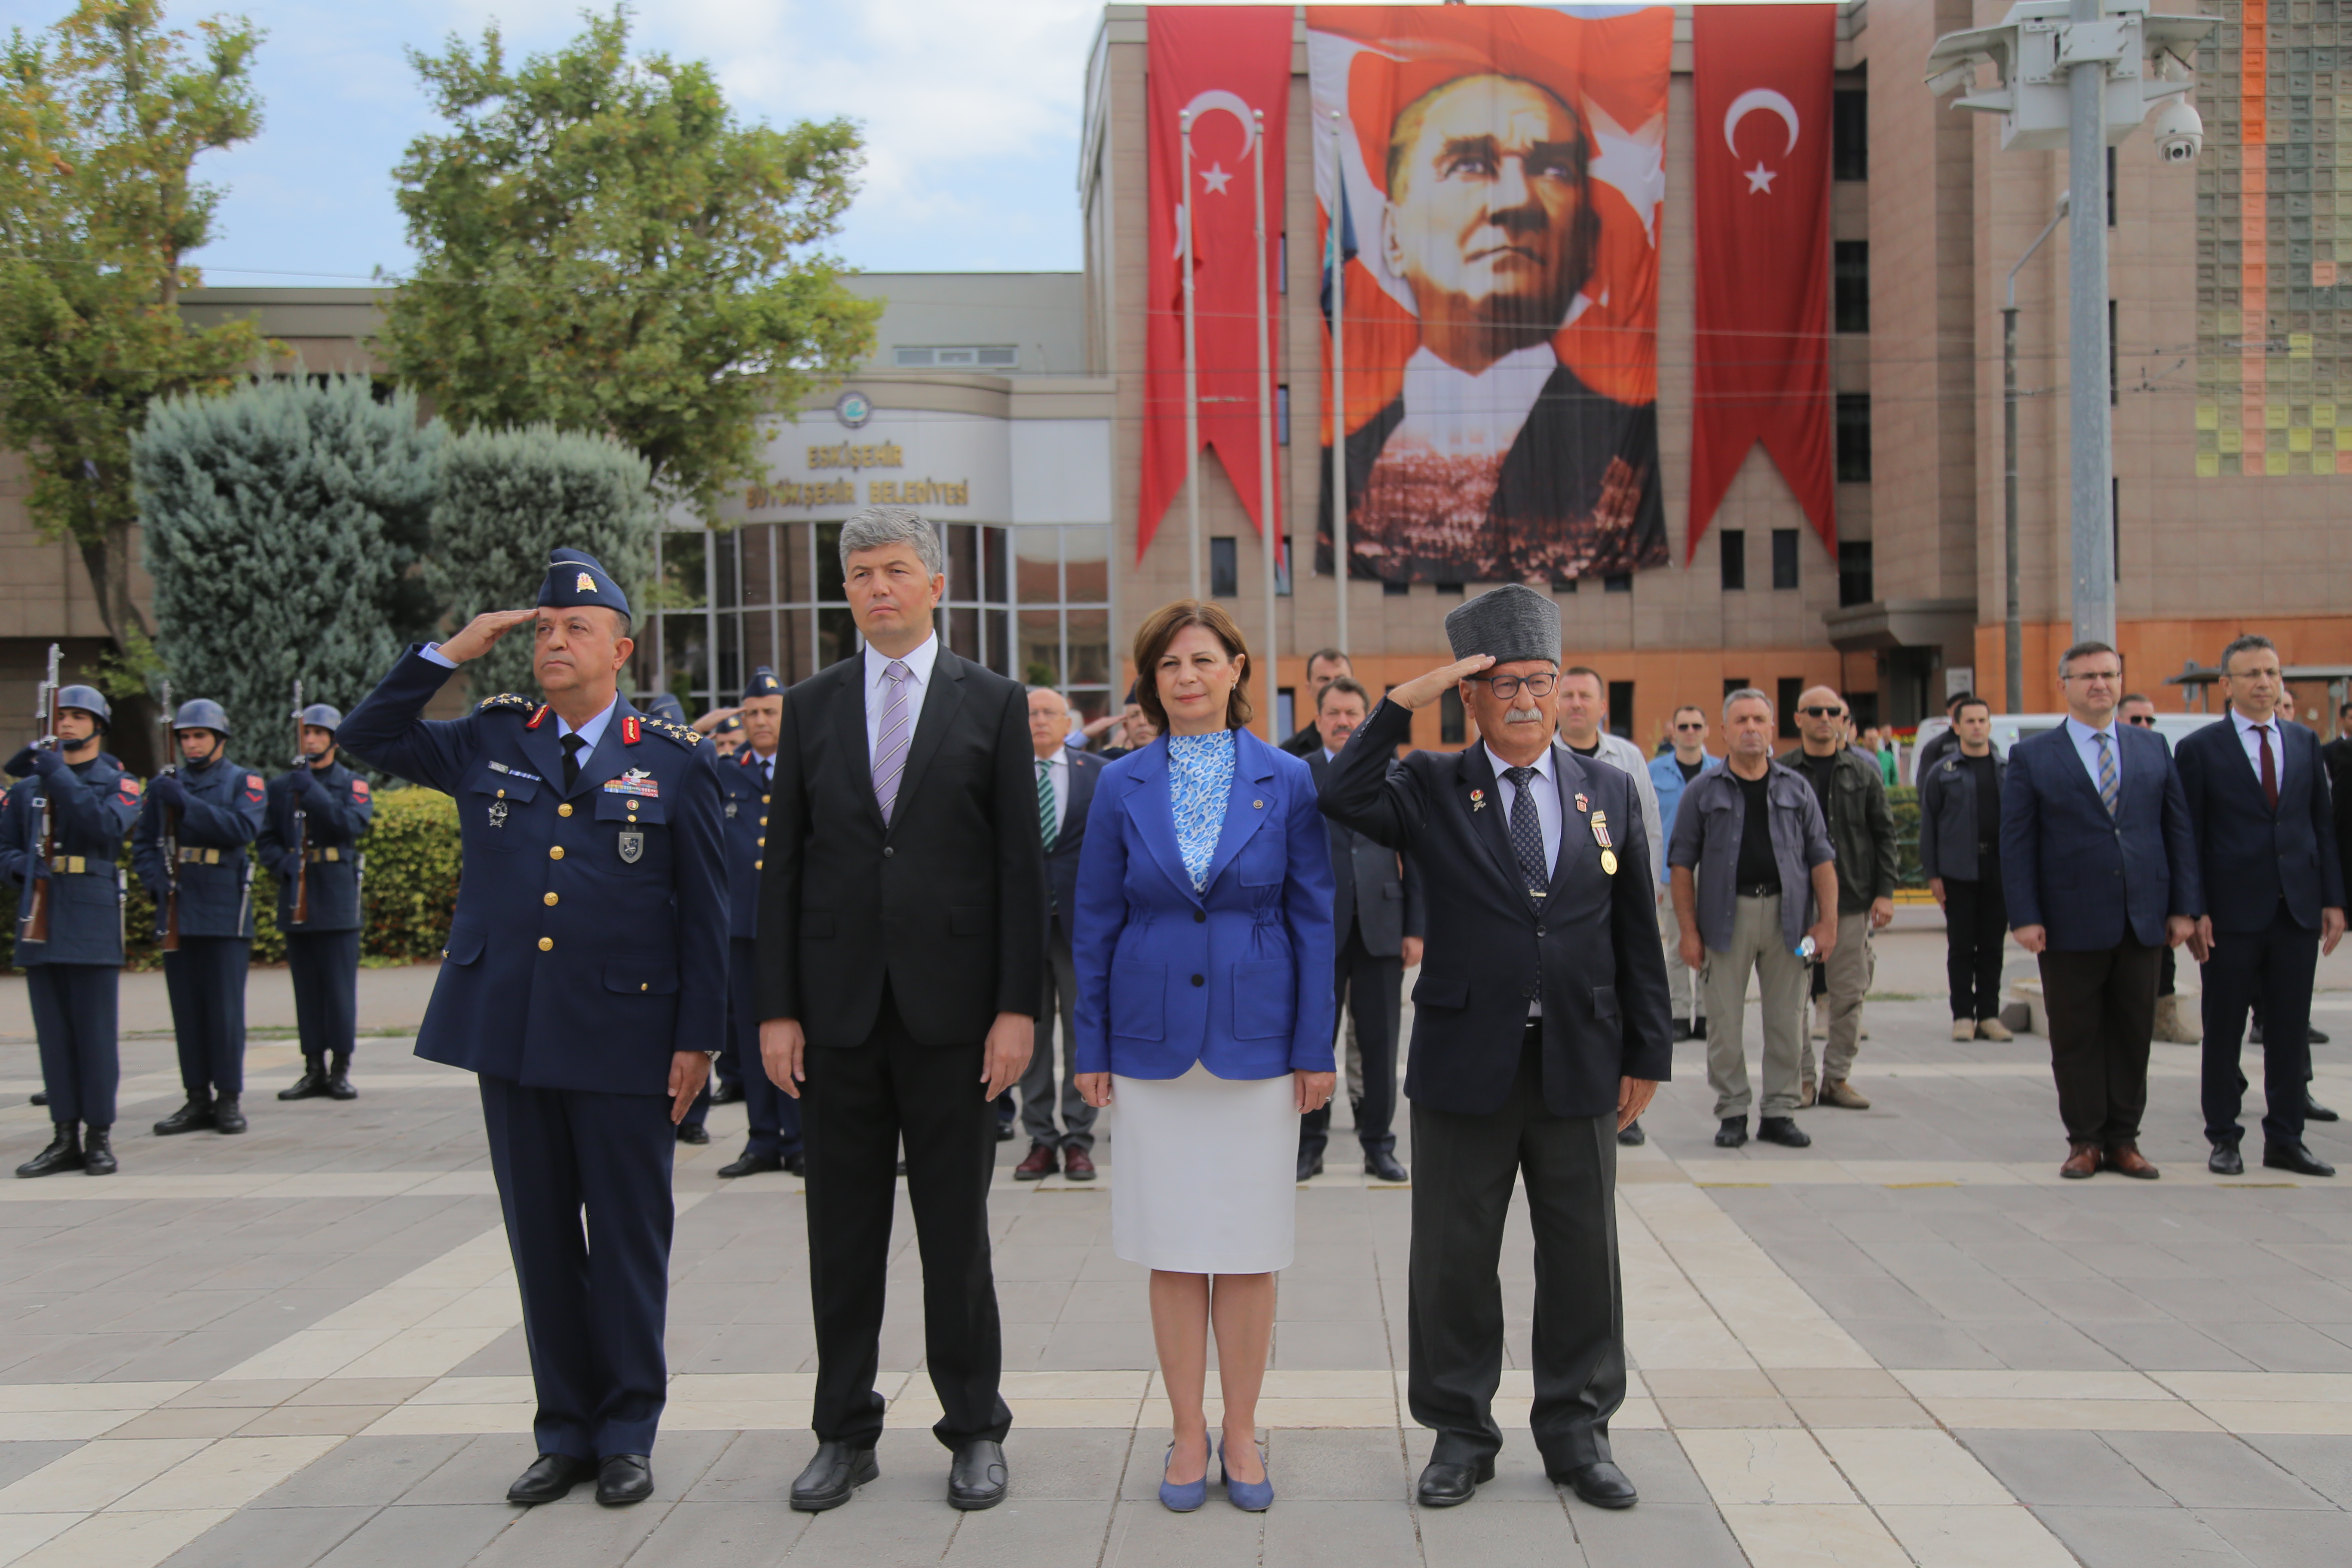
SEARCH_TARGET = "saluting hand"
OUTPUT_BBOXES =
[1386,655,1496,712]
[437,607,539,664]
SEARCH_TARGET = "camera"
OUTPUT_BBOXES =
[2149,96,2203,164]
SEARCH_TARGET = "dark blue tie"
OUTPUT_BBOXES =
[1504,766,1548,903]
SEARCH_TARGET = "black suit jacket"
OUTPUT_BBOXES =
[2326,735,2352,907]
[1043,750,1103,942]
[1280,723,1322,758]
[756,646,1047,1047]
[1320,698,1673,1119]
[2176,717,2344,934]
[1306,748,1424,957]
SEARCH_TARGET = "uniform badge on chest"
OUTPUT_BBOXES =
[725,801,738,819]
[618,830,644,864]
[488,800,509,830]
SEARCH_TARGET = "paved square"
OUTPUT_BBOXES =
[3,928,2350,1566]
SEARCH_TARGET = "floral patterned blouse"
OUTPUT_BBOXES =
[1166,729,1236,891]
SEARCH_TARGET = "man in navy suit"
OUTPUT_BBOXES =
[2177,635,2344,1177]
[2000,640,2202,1180]
[340,550,727,1508]
[1013,686,1104,1181]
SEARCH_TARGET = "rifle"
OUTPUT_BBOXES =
[18,643,59,945]
[290,678,309,927]
[158,678,181,952]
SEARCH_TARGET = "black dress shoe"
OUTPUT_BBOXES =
[716,1151,784,1178]
[81,1127,116,1176]
[1689,1016,1707,1040]
[1715,1117,1748,1148]
[2251,1023,2265,1044]
[1553,1459,1638,1510]
[676,1123,710,1145]
[2208,1141,2245,1176]
[278,1062,329,1101]
[1415,1454,1494,1507]
[507,1452,594,1505]
[995,1121,1017,1144]
[1365,1150,1408,1182]
[15,1124,83,1179]
[1757,1116,1811,1148]
[1671,1018,1694,1043]
[2306,1093,2340,1124]
[790,1441,878,1511]
[326,1052,357,1100]
[28,1091,46,1107]
[784,1153,807,1176]
[710,1080,745,1105]
[153,1097,214,1136]
[596,1454,653,1505]
[1296,1150,1324,1182]
[2264,1141,2337,1178]
[211,1096,247,1135]
[946,1439,1008,1510]
[1617,1120,1647,1147]
[2307,1027,2331,1046]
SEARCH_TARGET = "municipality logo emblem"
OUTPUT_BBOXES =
[835,389,873,429]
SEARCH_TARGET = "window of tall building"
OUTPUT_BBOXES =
[1439,685,1465,744]
[1720,528,1746,591]
[893,345,1018,368]
[1833,90,1867,181]
[1838,541,1874,607]
[1834,242,1870,333]
[1210,536,1238,597]
[1435,580,1466,596]
[1551,577,1578,593]
[1603,573,1632,594]
[1836,394,1872,482]
[1608,680,1634,740]
[1771,528,1800,591]
[1383,580,1411,597]
[1777,676,1804,740]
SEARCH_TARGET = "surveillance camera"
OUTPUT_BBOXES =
[2149,96,2203,164]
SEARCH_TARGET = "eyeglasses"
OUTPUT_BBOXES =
[1478,673,1557,700]
[1797,706,1843,718]
[2122,713,2156,727]
[1674,721,1706,731]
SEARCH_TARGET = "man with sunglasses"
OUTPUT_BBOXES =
[1648,707,1719,1047]
[1783,689,1897,1112]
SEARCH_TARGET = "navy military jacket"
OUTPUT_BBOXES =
[721,747,773,939]
[0,753,140,966]
[130,754,267,940]
[339,647,728,1095]
[256,761,375,933]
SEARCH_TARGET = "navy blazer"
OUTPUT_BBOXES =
[1,752,139,966]
[1043,750,1103,940]
[1999,720,2202,951]
[131,753,266,940]
[2176,717,2345,934]
[1071,728,1335,1080]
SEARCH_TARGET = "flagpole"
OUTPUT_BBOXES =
[1328,107,1349,657]
[1252,108,1277,743]
[1180,110,1203,603]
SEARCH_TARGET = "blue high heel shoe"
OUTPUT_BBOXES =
[1158,1438,1208,1513]
[1219,1436,1274,1512]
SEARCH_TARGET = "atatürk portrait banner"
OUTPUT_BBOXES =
[1308,5,1670,586]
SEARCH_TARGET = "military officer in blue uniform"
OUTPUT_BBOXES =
[714,666,804,1178]
[260,702,374,1103]
[710,710,746,760]
[4,686,140,1177]
[132,698,267,1137]
[338,548,727,1510]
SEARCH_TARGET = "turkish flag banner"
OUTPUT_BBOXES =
[1139,6,1293,562]
[1689,3,1836,562]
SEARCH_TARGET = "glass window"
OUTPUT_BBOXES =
[1019,611,1062,686]
[1772,528,1801,591]
[1834,242,1870,333]
[1838,541,1874,607]
[1836,394,1873,482]
[1017,527,1060,603]
[1833,89,1867,180]
[1064,526,1109,603]
[1776,676,1803,740]
[1721,528,1747,591]
[1210,536,1239,597]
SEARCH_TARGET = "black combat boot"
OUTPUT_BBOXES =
[82,1126,117,1176]
[153,1096,216,1136]
[213,1095,248,1135]
[326,1051,357,1101]
[278,1058,330,1100]
[15,1123,84,1178]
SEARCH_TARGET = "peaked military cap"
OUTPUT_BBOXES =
[1443,583,1560,668]
[55,684,111,728]
[298,702,344,731]
[539,548,630,619]
[643,692,688,725]
[713,712,744,735]
[741,665,784,700]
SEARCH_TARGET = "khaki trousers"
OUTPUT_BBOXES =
[1801,911,1875,1086]
[1660,888,1703,1022]
[1700,894,1810,1120]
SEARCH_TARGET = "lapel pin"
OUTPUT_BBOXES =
[1575,792,1589,813]
[1469,789,1486,812]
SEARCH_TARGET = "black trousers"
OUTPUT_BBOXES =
[479,1075,676,1459]
[731,937,800,1158]
[163,937,249,1098]
[2199,902,2317,1148]
[285,929,360,1063]
[1408,1029,1623,1472]
[1302,928,1402,1159]
[27,964,119,1128]
[2037,939,2161,1145]
[1941,873,2006,1021]
[802,985,1009,1450]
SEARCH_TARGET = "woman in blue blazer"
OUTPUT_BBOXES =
[1072,600,1335,1514]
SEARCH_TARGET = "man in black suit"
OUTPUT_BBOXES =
[1280,648,1356,756]
[1013,686,1104,1181]
[757,506,1045,1514]
[2178,635,2345,1177]
[1323,584,1671,1514]
[1300,675,1424,1183]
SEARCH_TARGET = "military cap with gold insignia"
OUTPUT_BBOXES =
[741,665,784,701]
[643,691,688,725]
[538,547,630,618]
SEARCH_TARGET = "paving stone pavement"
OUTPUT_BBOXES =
[1,939,2349,1566]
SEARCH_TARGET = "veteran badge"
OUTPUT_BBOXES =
[618,830,644,864]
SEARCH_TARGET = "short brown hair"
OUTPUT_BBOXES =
[2058,640,2121,679]
[1132,599,1254,732]
[1317,675,1371,714]
[1559,665,1604,695]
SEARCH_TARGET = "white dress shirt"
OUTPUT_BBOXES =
[1486,741,1562,876]
[419,643,614,752]
[1035,748,1072,839]
[2231,708,2289,791]
[2064,715,2123,796]
[862,632,940,764]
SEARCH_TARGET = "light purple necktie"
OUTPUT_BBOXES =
[871,660,913,824]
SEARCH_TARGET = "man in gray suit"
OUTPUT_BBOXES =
[1301,676,1424,1182]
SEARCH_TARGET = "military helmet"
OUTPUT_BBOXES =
[173,697,232,736]
[54,684,110,729]
[298,703,344,732]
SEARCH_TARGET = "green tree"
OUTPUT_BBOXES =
[132,375,443,743]
[0,0,272,652]
[383,4,881,521]
[426,422,659,699]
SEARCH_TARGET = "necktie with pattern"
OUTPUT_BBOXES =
[1504,765,1549,902]
[871,660,913,824]
[560,732,585,794]
[2256,723,2279,812]
[1036,759,1058,851]
[2094,730,2119,818]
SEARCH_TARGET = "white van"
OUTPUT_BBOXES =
[1909,710,2224,778]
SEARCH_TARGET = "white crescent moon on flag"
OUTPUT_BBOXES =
[1723,88,1799,157]
[1181,89,1258,155]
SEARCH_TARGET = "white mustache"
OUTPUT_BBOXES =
[1505,705,1544,724]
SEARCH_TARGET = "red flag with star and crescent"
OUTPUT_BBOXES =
[1689,3,1836,562]
[1138,5,1292,563]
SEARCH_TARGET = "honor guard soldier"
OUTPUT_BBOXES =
[260,703,374,1102]
[339,548,726,1509]
[5,682,140,1176]
[132,698,266,1136]
[714,666,804,1177]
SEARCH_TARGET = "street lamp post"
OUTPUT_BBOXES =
[2004,193,2070,714]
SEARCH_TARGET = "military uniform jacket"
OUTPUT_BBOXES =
[0,753,140,966]
[721,748,772,940]
[131,756,267,940]
[338,647,728,1095]
[257,762,374,933]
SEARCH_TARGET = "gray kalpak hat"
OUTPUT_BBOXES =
[1442,584,1561,668]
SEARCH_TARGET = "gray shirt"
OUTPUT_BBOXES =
[1667,760,1836,954]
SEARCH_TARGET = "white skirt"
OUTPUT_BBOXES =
[1110,1061,1299,1274]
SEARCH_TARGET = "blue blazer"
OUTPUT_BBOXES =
[1999,720,2202,952]
[1045,750,1104,940]
[1072,728,1335,1080]
[2176,717,2345,935]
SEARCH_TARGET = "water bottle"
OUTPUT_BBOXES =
[1795,934,1818,963]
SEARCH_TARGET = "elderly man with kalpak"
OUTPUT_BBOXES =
[1321,583,1671,1513]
